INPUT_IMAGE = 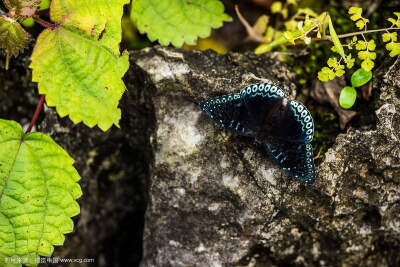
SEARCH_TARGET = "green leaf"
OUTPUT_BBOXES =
[327,57,337,67]
[336,69,345,77]
[346,54,355,69]
[0,16,30,69]
[0,119,82,266]
[358,51,366,60]
[39,0,51,11]
[391,32,398,42]
[51,0,129,55]
[283,31,295,44]
[3,0,40,18]
[355,40,366,50]
[367,39,376,51]
[386,41,400,57]
[30,0,130,131]
[348,7,362,16]
[270,1,282,14]
[131,0,231,47]
[350,14,361,21]
[21,17,35,27]
[355,19,365,30]
[382,32,391,42]
[388,18,397,26]
[339,86,357,109]
[361,59,374,71]
[328,15,346,60]
[351,68,372,87]
[318,70,329,82]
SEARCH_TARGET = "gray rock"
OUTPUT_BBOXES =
[133,47,400,266]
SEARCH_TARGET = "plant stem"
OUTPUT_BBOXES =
[234,5,265,43]
[337,27,400,39]
[33,16,56,29]
[25,95,45,134]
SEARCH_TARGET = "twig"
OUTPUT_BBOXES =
[336,27,400,39]
[234,5,265,43]
[33,16,56,29]
[25,95,45,134]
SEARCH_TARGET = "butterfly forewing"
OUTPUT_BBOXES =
[200,93,255,136]
[274,100,314,143]
[240,83,286,129]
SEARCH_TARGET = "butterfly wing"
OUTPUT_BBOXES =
[200,93,255,136]
[273,100,314,143]
[264,138,316,184]
[240,83,286,130]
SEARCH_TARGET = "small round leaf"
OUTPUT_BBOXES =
[351,68,372,87]
[339,86,357,109]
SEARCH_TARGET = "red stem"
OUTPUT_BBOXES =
[33,16,56,29]
[25,95,45,134]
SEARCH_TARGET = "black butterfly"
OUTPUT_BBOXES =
[200,82,316,184]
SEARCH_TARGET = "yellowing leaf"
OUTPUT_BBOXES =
[270,1,282,14]
[355,19,365,30]
[361,59,374,71]
[391,32,398,41]
[283,31,295,44]
[327,57,337,67]
[367,39,376,51]
[318,70,329,82]
[3,0,40,17]
[131,0,231,47]
[254,15,269,35]
[51,0,129,55]
[30,0,130,131]
[355,40,366,50]
[382,33,391,42]
[284,20,297,31]
[0,119,82,266]
[0,15,30,69]
[348,7,362,16]
[350,14,361,21]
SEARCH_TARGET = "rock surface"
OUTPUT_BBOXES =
[133,47,400,266]
[1,47,399,266]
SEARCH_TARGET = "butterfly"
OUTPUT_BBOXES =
[200,82,316,185]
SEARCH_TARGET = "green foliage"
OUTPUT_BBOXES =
[131,0,231,47]
[339,86,357,109]
[0,16,30,69]
[351,68,372,87]
[0,119,82,267]
[348,6,369,30]
[382,32,400,57]
[387,12,400,28]
[338,68,372,109]
[30,0,130,131]
[328,16,346,60]
[3,0,40,18]
[38,0,51,11]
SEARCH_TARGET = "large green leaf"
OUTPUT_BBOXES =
[131,0,232,47]
[0,119,82,267]
[30,0,130,131]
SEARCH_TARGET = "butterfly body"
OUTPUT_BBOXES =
[200,82,316,184]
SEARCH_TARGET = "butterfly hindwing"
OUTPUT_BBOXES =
[264,138,316,184]
[200,93,255,136]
